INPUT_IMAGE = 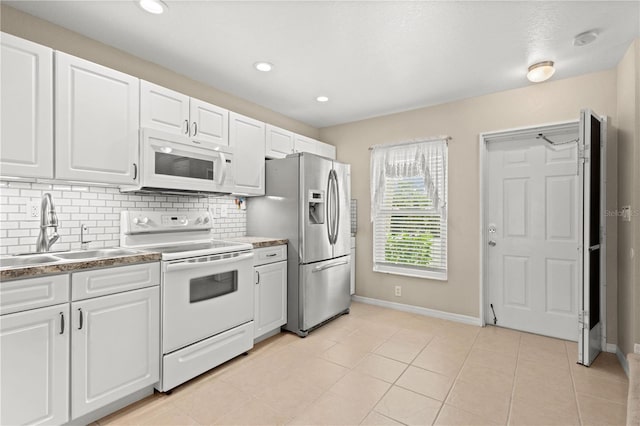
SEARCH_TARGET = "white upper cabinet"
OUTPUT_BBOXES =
[229,112,265,196]
[189,98,229,147]
[140,80,189,135]
[315,140,337,159]
[140,80,229,148]
[293,134,317,155]
[0,33,54,179]
[55,52,139,185]
[265,124,294,159]
[294,134,336,160]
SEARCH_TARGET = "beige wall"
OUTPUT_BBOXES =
[616,40,640,355]
[0,5,319,139]
[321,70,619,342]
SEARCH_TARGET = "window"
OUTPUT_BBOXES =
[370,139,448,280]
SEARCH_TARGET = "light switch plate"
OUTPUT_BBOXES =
[25,200,40,220]
[622,206,631,222]
[220,206,228,218]
[635,343,640,354]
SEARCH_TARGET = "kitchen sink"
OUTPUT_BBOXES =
[0,254,61,268]
[0,248,145,269]
[53,248,141,260]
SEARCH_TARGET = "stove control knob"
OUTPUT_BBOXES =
[203,216,210,224]
[134,217,149,225]
[195,217,202,225]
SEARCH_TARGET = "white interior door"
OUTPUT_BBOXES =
[486,130,581,341]
[578,109,606,366]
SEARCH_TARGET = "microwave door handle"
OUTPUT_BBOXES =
[217,152,227,185]
[163,252,254,273]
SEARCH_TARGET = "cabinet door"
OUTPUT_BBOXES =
[140,80,189,136]
[55,52,139,185]
[254,261,287,339]
[1,304,69,426]
[71,286,159,419]
[265,124,294,159]
[0,33,53,179]
[189,97,229,147]
[315,141,337,160]
[293,134,319,155]
[229,112,265,195]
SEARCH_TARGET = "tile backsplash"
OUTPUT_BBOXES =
[0,181,246,255]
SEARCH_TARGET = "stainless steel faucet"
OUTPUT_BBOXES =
[36,193,60,252]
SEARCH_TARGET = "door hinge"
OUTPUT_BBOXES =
[578,310,588,330]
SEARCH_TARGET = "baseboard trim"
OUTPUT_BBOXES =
[351,295,482,326]
[616,346,630,377]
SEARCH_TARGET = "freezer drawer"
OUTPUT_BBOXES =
[300,255,351,332]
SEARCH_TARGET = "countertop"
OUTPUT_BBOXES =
[0,252,161,281]
[228,236,288,248]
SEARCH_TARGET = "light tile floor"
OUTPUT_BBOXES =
[97,302,629,425]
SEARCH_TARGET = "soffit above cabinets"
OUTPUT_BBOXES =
[5,1,639,128]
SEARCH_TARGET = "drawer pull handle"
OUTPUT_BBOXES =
[266,253,278,257]
[78,308,84,330]
[256,271,260,285]
[59,312,65,335]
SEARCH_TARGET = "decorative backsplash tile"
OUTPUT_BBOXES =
[0,181,246,255]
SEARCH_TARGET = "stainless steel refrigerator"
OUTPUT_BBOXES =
[248,153,351,336]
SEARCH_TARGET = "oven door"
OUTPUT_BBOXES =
[141,128,232,193]
[161,250,254,353]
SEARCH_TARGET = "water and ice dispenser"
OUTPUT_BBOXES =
[308,190,325,224]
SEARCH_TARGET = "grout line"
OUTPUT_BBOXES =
[567,343,585,426]
[430,327,482,425]
[505,332,522,426]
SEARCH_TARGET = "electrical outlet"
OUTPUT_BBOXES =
[220,206,228,218]
[25,200,40,220]
[394,286,402,297]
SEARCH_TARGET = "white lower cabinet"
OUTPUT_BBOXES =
[253,245,287,340]
[71,286,159,419]
[0,303,70,426]
[0,262,160,425]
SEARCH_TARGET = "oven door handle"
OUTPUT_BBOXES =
[163,252,254,272]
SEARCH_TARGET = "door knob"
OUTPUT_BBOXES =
[488,240,497,247]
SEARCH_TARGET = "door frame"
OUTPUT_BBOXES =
[478,119,605,348]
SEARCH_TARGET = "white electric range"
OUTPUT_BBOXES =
[120,210,254,392]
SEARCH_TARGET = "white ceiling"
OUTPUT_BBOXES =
[6,1,640,128]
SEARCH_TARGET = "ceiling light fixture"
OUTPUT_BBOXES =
[316,96,329,103]
[527,61,555,83]
[138,0,167,14]
[254,62,273,72]
[573,30,599,47]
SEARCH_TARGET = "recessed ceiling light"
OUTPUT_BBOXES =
[574,30,599,47]
[527,61,555,83]
[316,96,329,102]
[138,0,167,14]
[254,62,273,72]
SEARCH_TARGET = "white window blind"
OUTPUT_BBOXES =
[370,139,448,280]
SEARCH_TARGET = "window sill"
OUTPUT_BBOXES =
[373,264,447,281]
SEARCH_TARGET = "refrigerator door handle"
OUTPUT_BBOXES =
[332,170,340,245]
[312,259,349,272]
[326,171,333,245]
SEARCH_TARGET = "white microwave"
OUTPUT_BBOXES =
[122,129,234,194]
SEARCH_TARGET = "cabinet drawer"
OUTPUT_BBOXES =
[72,263,160,301]
[0,274,69,316]
[253,245,287,266]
